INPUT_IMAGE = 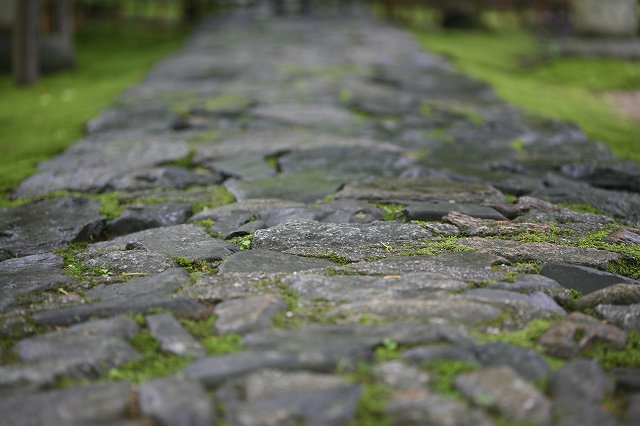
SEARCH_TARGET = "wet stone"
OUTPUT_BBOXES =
[85,268,190,302]
[346,251,508,282]
[386,391,494,426]
[472,342,550,382]
[406,201,507,221]
[90,224,239,262]
[215,295,286,335]
[373,361,430,390]
[455,366,552,425]
[281,272,469,302]
[218,249,334,274]
[81,249,177,276]
[0,253,76,312]
[459,288,566,322]
[225,172,344,203]
[459,237,626,271]
[106,202,193,237]
[595,304,640,332]
[0,197,105,260]
[253,220,437,262]
[146,313,205,358]
[140,377,215,426]
[33,296,207,327]
[572,283,640,310]
[541,263,639,295]
[336,177,506,205]
[217,369,362,426]
[0,382,132,426]
[540,312,628,359]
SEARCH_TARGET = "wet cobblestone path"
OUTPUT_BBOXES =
[1,12,640,426]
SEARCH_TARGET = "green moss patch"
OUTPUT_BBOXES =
[424,360,477,399]
[181,316,244,356]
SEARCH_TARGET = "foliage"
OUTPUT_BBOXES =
[374,203,406,221]
[414,30,640,162]
[0,25,187,201]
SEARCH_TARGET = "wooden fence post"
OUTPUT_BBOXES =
[13,0,40,86]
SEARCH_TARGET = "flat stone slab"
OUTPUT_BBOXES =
[455,366,552,425]
[225,172,344,203]
[140,377,215,426]
[336,178,506,205]
[595,304,640,332]
[217,369,362,426]
[459,237,626,271]
[90,224,238,262]
[147,312,205,358]
[282,272,469,302]
[81,249,177,276]
[0,197,105,260]
[0,382,132,426]
[459,288,566,321]
[541,263,638,294]
[0,253,76,312]
[253,104,357,129]
[406,201,507,221]
[387,391,493,426]
[85,268,190,302]
[106,202,193,237]
[215,295,286,334]
[218,249,335,274]
[253,220,436,262]
[572,283,640,310]
[346,251,508,282]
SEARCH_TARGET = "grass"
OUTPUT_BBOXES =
[0,24,188,201]
[413,28,640,162]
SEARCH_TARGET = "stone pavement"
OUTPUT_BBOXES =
[1,12,640,426]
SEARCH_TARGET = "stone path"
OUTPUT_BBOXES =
[1,11,640,426]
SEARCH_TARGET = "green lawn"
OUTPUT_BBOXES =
[413,29,640,162]
[0,25,187,202]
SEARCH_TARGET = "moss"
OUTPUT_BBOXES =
[188,186,236,214]
[306,252,352,266]
[163,148,197,169]
[426,128,454,143]
[345,363,393,426]
[399,237,473,256]
[192,219,215,232]
[182,316,244,356]
[340,89,354,104]
[96,192,124,221]
[375,339,402,362]
[172,256,217,274]
[576,227,640,280]
[586,332,640,369]
[424,360,477,399]
[203,94,252,114]
[107,332,191,383]
[557,202,604,215]
[504,194,518,204]
[374,203,406,221]
[0,336,19,364]
[510,225,568,244]
[510,138,525,154]
[228,233,254,250]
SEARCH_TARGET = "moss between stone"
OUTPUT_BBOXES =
[374,203,406,221]
[587,332,640,369]
[375,339,402,362]
[575,227,640,280]
[227,233,254,250]
[557,202,604,215]
[173,256,218,274]
[399,237,474,257]
[344,362,393,426]
[423,360,477,400]
[181,316,243,356]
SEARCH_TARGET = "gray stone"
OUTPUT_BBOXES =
[146,313,205,358]
[403,346,479,365]
[202,154,277,180]
[217,369,362,426]
[445,211,553,237]
[455,366,552,424]
[336,178,506,205]
[460,288,566,321]
[107,202,193,236]
[625,393,640,426]
[225,172,344,203]
[0,197,104,259]
[215,295,286,334]
[540,312,628,359]
[90,224,238,262]
[140,377,215,426]
[33,297,207,327]
[85,268,190,301]
[386,391,494,426]
[81,249,177,276]
[573,283,640,310]
[108,167,224,191]
[488,274,565,295]
[218,249,335,274]
[373,361,430,390]
[253,104,357,129]
[406,201,507,221]
[180,272,279,302]
[328,298,503,324]
[595,304,640,332]
[210,211,260,239]
[0,382,132,426]
[611,368,640,391]
[253,220,437,262]
[0,253,76,312]
[189,198,306,223]
[541,263,639,295]
[460,237,626,271]
[347,251,508,282]
[604,227,640,245]
[473,343,550,382]
[282,272,469,302]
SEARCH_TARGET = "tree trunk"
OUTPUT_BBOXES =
[13,0,40,86]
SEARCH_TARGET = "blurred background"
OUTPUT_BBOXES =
[1,0,639,201]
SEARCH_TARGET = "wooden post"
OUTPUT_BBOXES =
[51,0,73,37]
[13,0,40,86]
